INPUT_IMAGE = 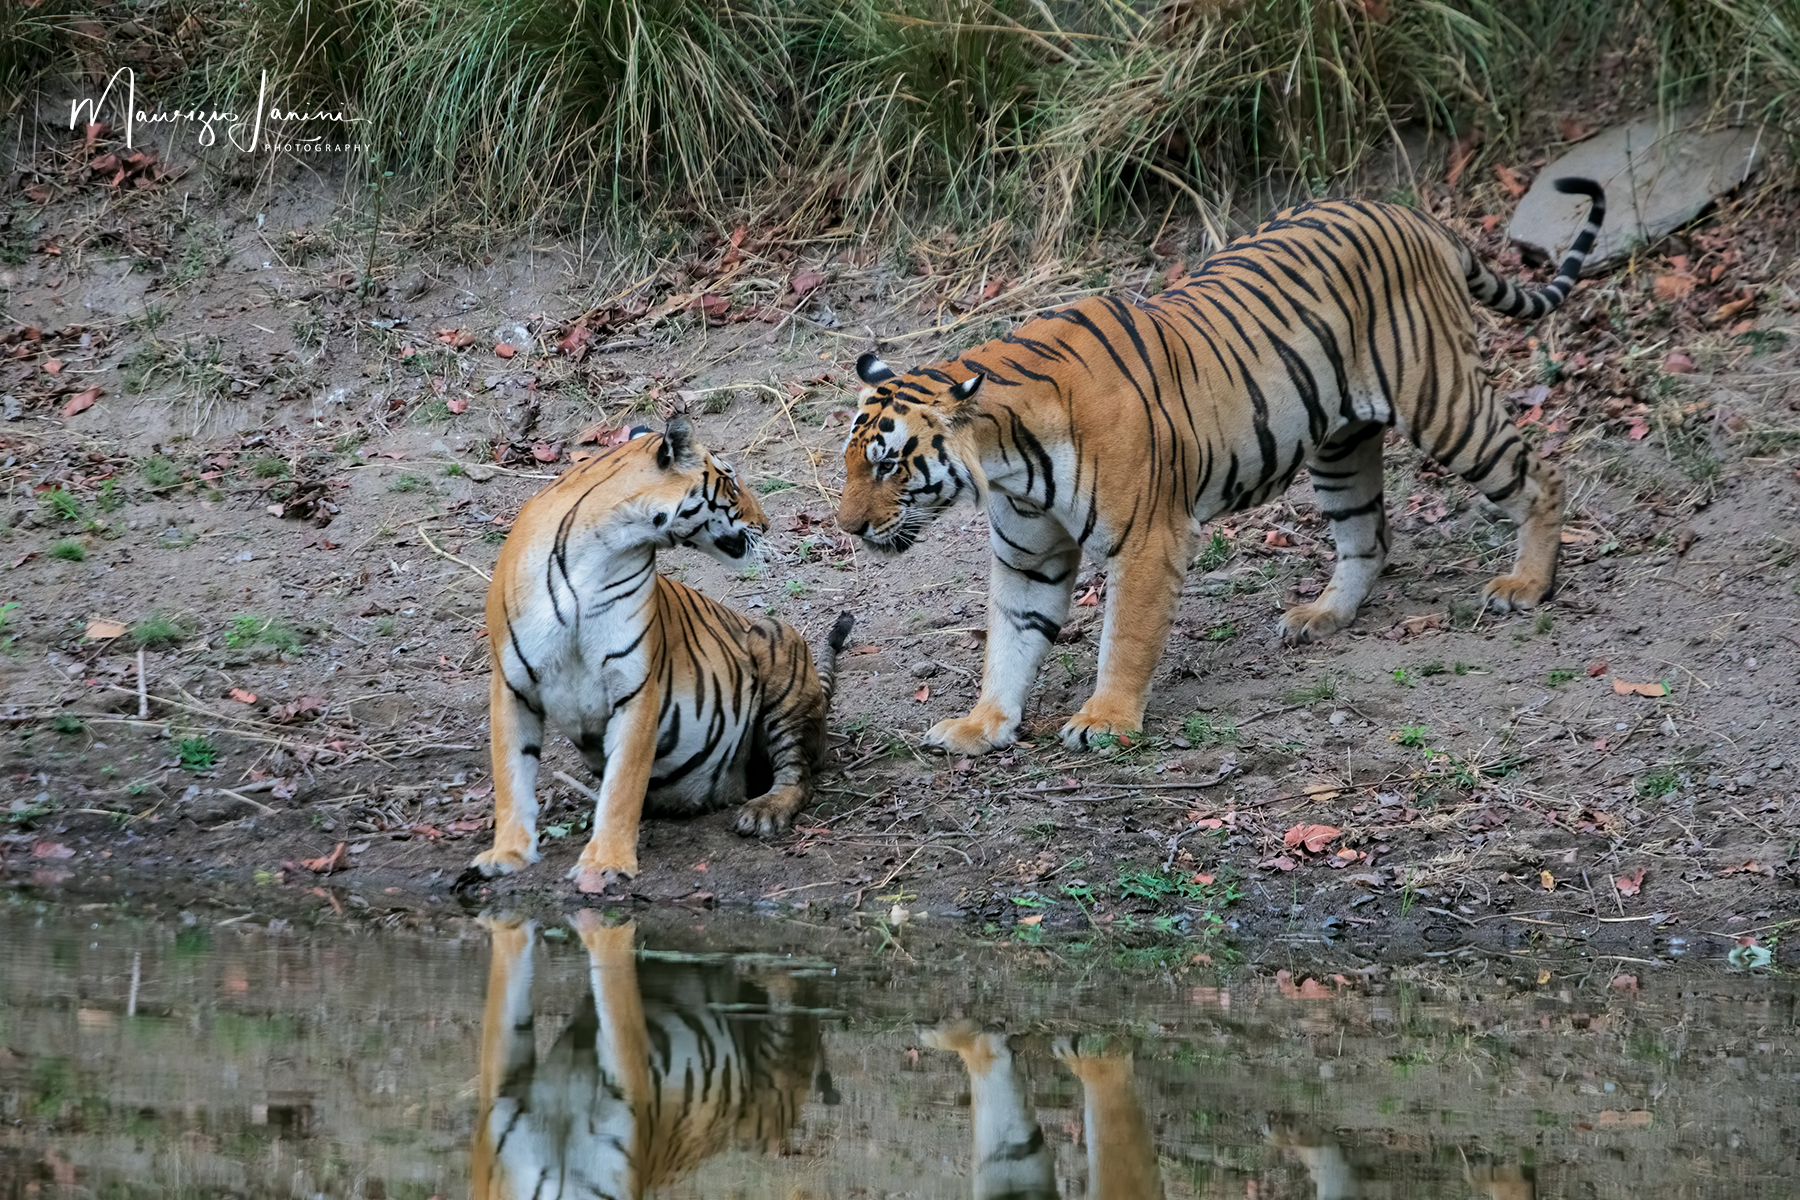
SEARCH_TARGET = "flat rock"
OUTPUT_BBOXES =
[1509,114,1763,269]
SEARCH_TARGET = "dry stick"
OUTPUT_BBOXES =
[136,648,148,719]
[554,770,602,804]
[416,523,491,582]
[216,787,279,816]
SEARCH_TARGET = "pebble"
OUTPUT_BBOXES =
[910,661,940,679]
[1735,773,1758,788]
[1328,710,1347,726]
[464,463,498,483]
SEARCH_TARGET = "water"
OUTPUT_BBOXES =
[2,900,1795,1198]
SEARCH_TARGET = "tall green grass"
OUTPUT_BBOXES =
[17,1,1798,240]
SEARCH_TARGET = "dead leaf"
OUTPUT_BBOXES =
[303,842,349,874]
[446,397,468,414]
[1721,860,1775,877]
[531,442,561,463]
[1653,273,1696,302]
[1540,869,1557,890]
[85,618,126,640]
[1611,974,1640,992]
[32,841,76,860]
[1258,855,1299,872]
[1662,350,1696,374]
[912,685,930,702]
[436,329,478,348]
[1615,866,1645,897]
[849,644,881,656]
[494,342,517,358]
[1263,529,1293,547]
[1494,164,1528,199]
[61,387,101,417]
[1446,128,1484,188]
[1191,872,1215,885]
[791,268,826,295]
[1016,912,1043,927]
[43,358,63,374]
[1335,847,1366,863]
[1611,679,1668,697]
[228,688,258,705]
[1596,1110,1652,1127]
[1587,660,1608,676]
[1558,117,1593,143]
[1283,823,1343,854]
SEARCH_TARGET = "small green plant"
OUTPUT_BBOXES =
[739,564,763,581]
[1182,712,1240,746]
[784,579,807,599]
[43,489,84,522]
[1192,529,1232,572]
[443,462,466,477]
[226,615,301,652]
[1417,661,1446,677]
[1547,667,1578,687]
[1454,661,1477,675]
[177,736,219,771]
[1285,677,1337,705]
[252,456,289,478]
[1391,667,1414,687]
[50,539,86,562]
[1635,767,1681,798]
[141,455,182,488]
[374,615,397,637]
[389,473,427,493]
[96,479,124,512]
[132,613,191,649]
[754,476,795,494]
[1533,612,1555,634]
[1395,724,1430,748]
[51,713,85,736]
[1204,622,1236,641]
[254,868,277,887]
[0,600,18,651]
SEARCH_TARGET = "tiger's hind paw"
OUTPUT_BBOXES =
[924,709,1017,756]
[1480,574,1551,613]
[736,786,805,838]
[1278,601,1356,645]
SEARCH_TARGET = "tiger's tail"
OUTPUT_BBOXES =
[1465,177,1606,320]
[818,611,855,705]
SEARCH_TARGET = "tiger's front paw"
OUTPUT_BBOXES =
[924,706,1017,756]
[1060,702,1143,752]
[736,786,805,838]
[1480,573,1551,613]
[569,850,636,896]
[1278,600,1356,645]
[471,842,539,877]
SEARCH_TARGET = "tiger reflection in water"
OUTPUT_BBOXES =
[472,913,831,1200]
[921,1019,1165,1200]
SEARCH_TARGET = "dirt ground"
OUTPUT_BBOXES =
[3,124,1798,964]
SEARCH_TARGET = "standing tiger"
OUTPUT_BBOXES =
[837,180,1605,755]
[469,417,854,893]
[473,913,829,1199]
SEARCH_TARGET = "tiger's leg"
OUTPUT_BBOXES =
[1280,421,1389,644]
[737,623,822,837]
[1054,1036,1166,1200]
[926,499,1080,756]
[1433,379,1564,612]
[472,654,545,876]
[472,914,537,1200]
[568,912,650,1192]
[1064,528,1188,750]
[569,675,661,893]
[920,1021,1057,1200]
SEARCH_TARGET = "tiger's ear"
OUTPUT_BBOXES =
[657,415,698,469]
[856,352,895,385]
[945,373,983,423]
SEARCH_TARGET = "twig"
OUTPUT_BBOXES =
[136,648,148,719]
[216,787,279,816]
[416,523,491,582]
[554,769,601,803]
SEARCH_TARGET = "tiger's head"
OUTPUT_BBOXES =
[622,416,767,564]
[836,352,988,556]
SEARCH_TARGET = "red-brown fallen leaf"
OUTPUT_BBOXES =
[1263,529,1293,547]
[1345,871,1387,887]
[1587,659,1608,676]
[1663,350,1696,374]
[1597,1110,1652,1127]
[32,841,76,859]
[849,644,881,656]
[1258,853,1299,872]
[43,358,63,374]
[61,387,101,417]
[309,885,344,914]
[691,293,730,319]
[1625,417,1650,440]
[1615,866,1646,896]
[1653,273,1696,302]
[790,268,826,296]
[1191,872,1215,885]
[303,842,349,874]
[1611,974,1640,993]
[531,442,560,463]
[1540,869,1557,890]
[446,397,468,414]
[1276,969,1335,999]
[85,618,127,640]
[1283,823,1342,854]
[447,817,492,834]
[436,329,478,348]
[1445,128,1483,187]
[228,687,258,705]
[1494,164,1528,199]
[494,342,517,358]
[912,685,930,702]
[1188,816,1224,830]
[1721,860,1775,877]
[1075,585,1101,606]
[1016,912,1043,927]
[1558,116,1593,143]
[1335,847,1366,863]
[555,323,591,354]
[1612,679,1668,697]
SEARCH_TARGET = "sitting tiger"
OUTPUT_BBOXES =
[469,416,854,893]
[473,913,831,1199]
[837,180,1605,755]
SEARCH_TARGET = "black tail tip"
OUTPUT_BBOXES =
[827,611,855,652]
[1552,177,1605,204]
